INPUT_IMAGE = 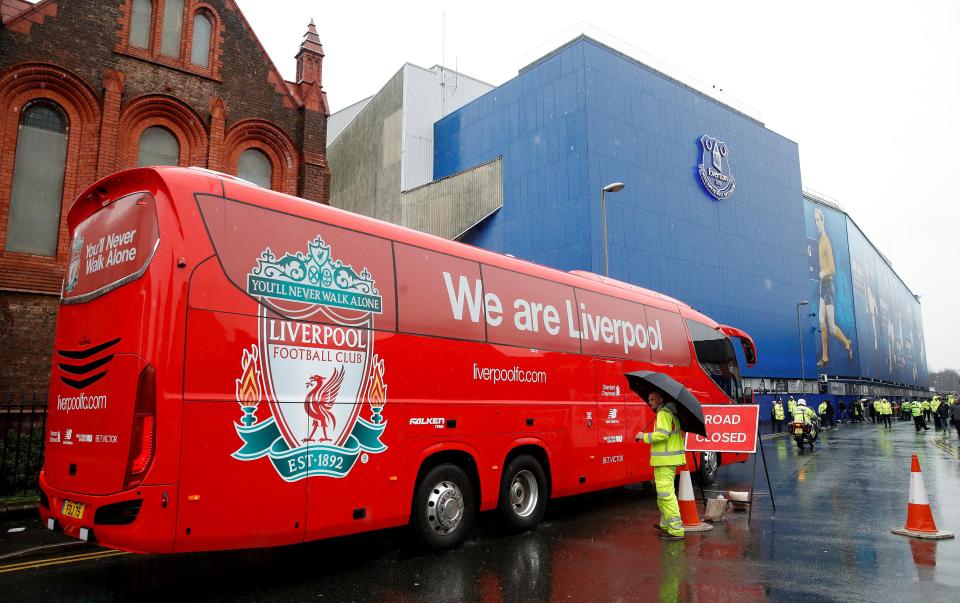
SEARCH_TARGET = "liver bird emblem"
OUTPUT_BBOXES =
[303,366,345,443]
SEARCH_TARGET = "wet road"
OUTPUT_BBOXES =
[2,421,959,602]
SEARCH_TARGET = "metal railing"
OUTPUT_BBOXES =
[0,392,48,500]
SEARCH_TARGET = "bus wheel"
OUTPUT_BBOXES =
[699,452,719,485]
[412,463,475,550]
[498,454,547,533]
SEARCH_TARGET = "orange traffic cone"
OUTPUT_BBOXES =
[890,454,954,539]
[678,465,713,532]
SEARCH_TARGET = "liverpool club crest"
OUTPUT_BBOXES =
[65,234,84,293]
[698,134,736,200]
[232,235,388,481]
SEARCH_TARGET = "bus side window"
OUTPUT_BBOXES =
[394,243,485,342]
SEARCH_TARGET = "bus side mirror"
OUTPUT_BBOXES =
[742,386,754,405]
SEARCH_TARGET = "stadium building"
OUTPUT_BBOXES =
[327,35,929,412]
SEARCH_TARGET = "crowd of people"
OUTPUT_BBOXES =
[769,394,960,437]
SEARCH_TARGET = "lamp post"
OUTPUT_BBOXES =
[601,182,625,277]
[796,301,809,395]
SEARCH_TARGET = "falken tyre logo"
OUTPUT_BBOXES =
[698,134,736,200]
[232,235,388,481]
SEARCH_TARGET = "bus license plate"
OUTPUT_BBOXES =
[62,500,85,520]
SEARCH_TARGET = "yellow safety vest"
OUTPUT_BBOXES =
[922,401,931,411]
[787,399,796,412]
[793,406,816,423]
[643,407,686,467]
[773,403,784,420]
[911,402,923,417]
[818,402,827,415]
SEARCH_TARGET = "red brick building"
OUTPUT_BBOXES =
[0,0,331,393]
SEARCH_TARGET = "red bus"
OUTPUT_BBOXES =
[39,167,756,553]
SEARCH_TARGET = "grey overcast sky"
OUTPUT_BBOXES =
[236,0,960,372]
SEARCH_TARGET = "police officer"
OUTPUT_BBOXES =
[922,398,932,423]
[794,398,817,424]
[772,399,785,433]
[931,396,942,430]
[911,399,929,432]
[635,390,686,541]
[881,398,892,429]
[949,395,960,439]
[818,400,828,424]
[787,396,797,419]
[852,399,864,424]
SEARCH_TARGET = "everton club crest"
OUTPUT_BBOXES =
[232,235,388,481]
[698,134,736,200]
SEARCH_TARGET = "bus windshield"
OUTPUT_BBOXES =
[686,319,743,402]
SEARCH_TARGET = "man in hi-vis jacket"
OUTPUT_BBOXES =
[636,391,686,541]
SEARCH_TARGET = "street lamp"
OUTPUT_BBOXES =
[796,301,809,395]
[601,182,625,277]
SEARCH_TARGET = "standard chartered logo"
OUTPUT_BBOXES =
[57,392,108,413]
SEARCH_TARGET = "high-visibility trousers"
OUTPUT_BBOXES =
[654,465,684,537]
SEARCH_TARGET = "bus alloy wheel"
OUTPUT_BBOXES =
[427,480,465,534]
[498,454,548,533]
[699,452,719,485]
[413,463,475,550]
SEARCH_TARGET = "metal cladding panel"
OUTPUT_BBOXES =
[400,158,503,240]
[401,65,494,191]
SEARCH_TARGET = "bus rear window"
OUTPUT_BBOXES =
[61,192,160,304]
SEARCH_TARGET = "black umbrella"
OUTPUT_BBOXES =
[624,370,707,437]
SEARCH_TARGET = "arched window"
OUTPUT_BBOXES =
[130,0,153,49]
[6,102,69,256]
[137,126,180,167]
[237,148,273,188]
[190,12,212,67]
[160,0,184,57]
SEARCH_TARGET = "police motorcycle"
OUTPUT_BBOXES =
[789,399,821,453]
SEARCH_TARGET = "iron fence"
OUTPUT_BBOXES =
[0,392,48,499]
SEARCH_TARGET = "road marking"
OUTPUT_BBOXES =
[0,549,128,574]
[931,436,959,458]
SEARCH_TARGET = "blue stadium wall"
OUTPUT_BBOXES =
[434,36,809,379]
[433,36,927,387]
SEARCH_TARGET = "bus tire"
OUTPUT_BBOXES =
[498,454,547,533]
[412,463,475,551]
[698,452,719,485]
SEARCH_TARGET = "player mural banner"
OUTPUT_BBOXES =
[804,200,859,377]
[685,405,760,454]
[848,220,927,387]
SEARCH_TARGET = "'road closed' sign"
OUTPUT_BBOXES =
[685,404,760,454]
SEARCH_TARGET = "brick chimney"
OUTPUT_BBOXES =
[296,19,324,85]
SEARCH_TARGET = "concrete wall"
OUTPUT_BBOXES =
[327,68,405,224]
[327,65,501,240]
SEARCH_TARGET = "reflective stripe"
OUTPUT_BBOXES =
[657,491,673,499]
[656,428,672,436]
[651,450,686,456]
